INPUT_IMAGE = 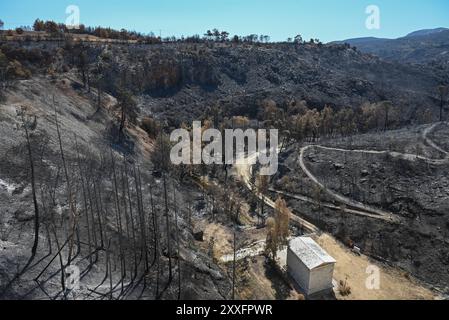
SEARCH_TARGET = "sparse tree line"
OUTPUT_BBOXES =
[131,30,320,46]
[0,18,324,46]
[259,97,448,145]
[0,19,160,44]
[200,29,271,44]
[153,91,448,152]
[167,95,446,152]
[32,19,162,44]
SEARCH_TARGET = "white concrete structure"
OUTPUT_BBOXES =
[287,237,336,296]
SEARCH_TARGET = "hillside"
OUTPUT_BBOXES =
[336,28,449,64]
[270,124,449,288]
[0,75,231,299]
[2,35,448,126]
[131,42,446,126]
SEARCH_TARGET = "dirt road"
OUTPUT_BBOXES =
[316,234,437,300]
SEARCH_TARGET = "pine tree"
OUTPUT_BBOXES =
[274,197,290,245]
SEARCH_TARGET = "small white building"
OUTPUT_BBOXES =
[287,237,336,296]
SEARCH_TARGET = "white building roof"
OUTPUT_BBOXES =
[289,237,336,270]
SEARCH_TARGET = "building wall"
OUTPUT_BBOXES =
[286,247,310,294]
[308,264,335,295]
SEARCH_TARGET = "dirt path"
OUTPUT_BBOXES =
[423,122,449,157]
[234,152,319,233]
[219,240,266,263]
[299,145,399,221]
[316,234,437,300]
[269,188,396,222]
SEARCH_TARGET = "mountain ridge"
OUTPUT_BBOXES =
[336,27,449,43]
[405,27,448,38]
[334,28,449,64]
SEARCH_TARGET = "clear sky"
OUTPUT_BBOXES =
[1,0,448,42]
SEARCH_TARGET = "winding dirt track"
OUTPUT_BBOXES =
[268,188,396,221]
[235,122,448,231]
[235,152,319,233]
[423,122,449,157]
[299,146,398,221]
[298,122,448,221]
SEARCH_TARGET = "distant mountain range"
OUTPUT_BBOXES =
[334,28,449,64]
[405,27,448,38]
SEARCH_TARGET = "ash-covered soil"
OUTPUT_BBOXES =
[304,147,449,221]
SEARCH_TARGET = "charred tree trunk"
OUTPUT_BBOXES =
[119,107,126,137]
[54,101,77,266]
[75,137,93,264]
[232,229,236,300]
[173,183,181,300]
[93,179,105,249]
[149,182,160,298]
[124,165,138,280]
[110,149,126,292]
[23,113,40,270]
[136,167,149,271]
[163,174,173,282]
[97,82,102,111]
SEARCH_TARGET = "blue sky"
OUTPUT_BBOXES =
[1,0,448,42]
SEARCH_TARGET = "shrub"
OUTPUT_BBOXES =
[232,116,250,128]
[278,175,293,190]
[141,117,161,139]
[7,60,31,79]
[338,278,351,296]
[296,293,305,300]
[46,66,57,77]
